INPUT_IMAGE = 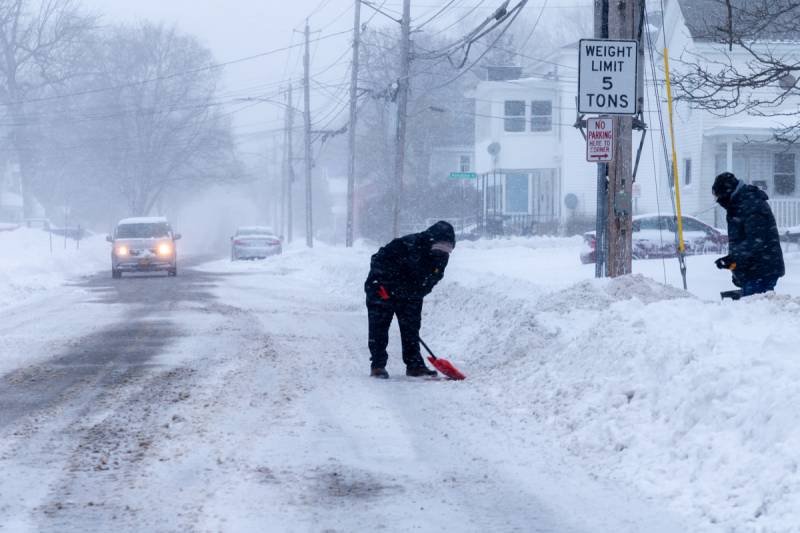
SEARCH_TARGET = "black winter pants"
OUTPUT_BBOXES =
[366,296,426,369]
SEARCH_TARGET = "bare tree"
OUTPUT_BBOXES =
[671,0,800,142]
[0,0,94,216]
[77,23,240,217]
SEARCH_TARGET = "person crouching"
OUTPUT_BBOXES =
[712,172,785,297]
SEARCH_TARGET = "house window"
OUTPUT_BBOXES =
[505,173,529,213]
[684,158,692,186]
[530,100,552,132]
[774,153,796,195]
[459,155,471,172]
[504,100,525,132]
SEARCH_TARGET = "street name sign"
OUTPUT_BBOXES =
[578,39,638,115]
[586,117,613,162]
[449,171,477,179]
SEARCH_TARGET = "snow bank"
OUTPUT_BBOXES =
[426,271,800,533]
[0,228,108,308]
[199,236,800,532]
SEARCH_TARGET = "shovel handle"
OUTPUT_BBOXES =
[418,337,437,361]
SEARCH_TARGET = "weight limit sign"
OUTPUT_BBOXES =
[578,39,638,115]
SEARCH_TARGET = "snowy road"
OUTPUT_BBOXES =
[0,253,687,532]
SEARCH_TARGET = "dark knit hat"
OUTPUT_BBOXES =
[712,172,739,200]
[425,220,456,247]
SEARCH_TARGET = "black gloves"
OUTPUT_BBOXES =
[715,255,736,270]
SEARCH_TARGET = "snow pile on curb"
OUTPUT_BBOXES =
[0,228,108,308]
[426,274,800,533]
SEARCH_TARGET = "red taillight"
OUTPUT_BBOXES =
[587,236,596,250]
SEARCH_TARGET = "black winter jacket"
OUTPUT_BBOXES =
[725,183,785,281]
[365,221,455,300]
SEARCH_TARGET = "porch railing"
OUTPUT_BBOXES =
[769,199,800,230]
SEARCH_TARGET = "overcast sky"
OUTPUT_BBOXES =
[81,1,587,150]
[82,0,361,149]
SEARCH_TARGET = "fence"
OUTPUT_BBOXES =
[769,199,800,230]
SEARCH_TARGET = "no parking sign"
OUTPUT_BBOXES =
[586,117,613,162]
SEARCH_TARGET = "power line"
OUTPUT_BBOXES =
[414,0,460,30]
[0,29,351,108]
[426,0,528,91]
[517,0,548,51]
[422,0,487,36]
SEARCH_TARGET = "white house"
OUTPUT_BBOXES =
[639,0,800,229]
[471,0,800,234]
[472,58,603,235]
[428,145,474,181]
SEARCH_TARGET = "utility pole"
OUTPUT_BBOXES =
[593,0,609,278]
[605,0,637,277]
[286,84,295,244]
[303,20,314,248]
[392,0,411,238]
[345,0,361,248]
[271,135,280,230]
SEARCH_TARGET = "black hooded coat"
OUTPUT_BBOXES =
[364,221,455,301]
[721,181,785,282]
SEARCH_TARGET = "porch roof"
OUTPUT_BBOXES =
[703,115,788,137]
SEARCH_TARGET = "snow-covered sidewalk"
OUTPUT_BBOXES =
[0,228,108,306]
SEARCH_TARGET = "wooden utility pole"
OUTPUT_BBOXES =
[593,0,609,278]
[605,0,637,277]
[303,20,314,248]
[286,85,295,243]
[392,0,411,238]
[346,0,361,247]
[286,84,295,244]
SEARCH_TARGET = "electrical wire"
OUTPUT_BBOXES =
[415,0,460,31]
[517,0,548,52]
[426,0,528,92]
[645,5,686,284]
[0,29,352,108]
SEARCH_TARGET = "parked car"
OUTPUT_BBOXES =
[782,225,800,248]
[107,217,181,278]
[231,226,282,261]
[580,214,727,264]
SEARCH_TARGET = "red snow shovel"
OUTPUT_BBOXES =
[419,337,466,381]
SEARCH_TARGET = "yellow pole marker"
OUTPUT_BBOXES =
[663,49,686,254]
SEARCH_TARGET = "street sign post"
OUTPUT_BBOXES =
[586,117,614,162]
[448,171,477,179]
[578,39,638,115]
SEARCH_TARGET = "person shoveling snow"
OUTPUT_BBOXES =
[712,171,785,299]
[364,221,455,379]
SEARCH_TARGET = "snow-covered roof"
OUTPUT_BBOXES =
[703,115,788,137]
[236,226,275,234]
[677,0,800,42]
[117,216,169,225]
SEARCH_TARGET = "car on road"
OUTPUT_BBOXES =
[231,226,282,261]
[580,214,728,264]
[107,217,181,278]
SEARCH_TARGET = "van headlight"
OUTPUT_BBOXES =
[157,243,173,256]
[115,245,129,256]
